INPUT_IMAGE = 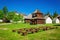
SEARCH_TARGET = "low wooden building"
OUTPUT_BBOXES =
[24,9,45,24]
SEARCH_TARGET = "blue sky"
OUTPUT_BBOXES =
[0,0,60,15]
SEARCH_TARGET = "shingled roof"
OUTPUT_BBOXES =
[24,9,44,19]
[33,9,41,13]
[24,14,32,19]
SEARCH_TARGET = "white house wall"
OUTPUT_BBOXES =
[0,20,3,22]
[45,17,52,24]
[56,19,60,23]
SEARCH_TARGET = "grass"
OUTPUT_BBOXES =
[0,22,60,40]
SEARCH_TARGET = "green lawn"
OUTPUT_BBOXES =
[0,23,60,40]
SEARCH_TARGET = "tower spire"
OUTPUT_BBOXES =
[33,9,40,13]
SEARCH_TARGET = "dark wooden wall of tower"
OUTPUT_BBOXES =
[36,19,45,24]
[32,13,43,18]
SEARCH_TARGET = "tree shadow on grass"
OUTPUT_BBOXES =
[54,24,60,26]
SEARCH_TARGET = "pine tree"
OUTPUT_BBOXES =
[45,12,53,19]
[3,6,8,16]
[53,11,58,18]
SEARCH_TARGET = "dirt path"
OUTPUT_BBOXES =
[0,23,12,25]
[0,28,8,30]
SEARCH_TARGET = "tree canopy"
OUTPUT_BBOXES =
[7,12,15,20]
[53,11,58,18]
[0,10,4,19]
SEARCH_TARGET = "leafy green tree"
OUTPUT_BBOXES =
[7,12,15,20]
[53,11,58,18]
[19,14,23,21]
[0,10,4,19]
[13,14,20,23]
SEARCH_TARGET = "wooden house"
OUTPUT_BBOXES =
[24,9,45,24]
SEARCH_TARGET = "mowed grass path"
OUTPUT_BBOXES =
[0,23,60,40]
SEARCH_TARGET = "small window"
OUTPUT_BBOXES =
[32,14,37,18]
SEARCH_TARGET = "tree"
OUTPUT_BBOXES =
[44,12,50,16]
[3,6,8,16]
[53,11,58,18]
[45,12,53,19]
[13,14,20,23]
[7,12,15,20]
[0,10,4,19]
[19,14,23,21]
